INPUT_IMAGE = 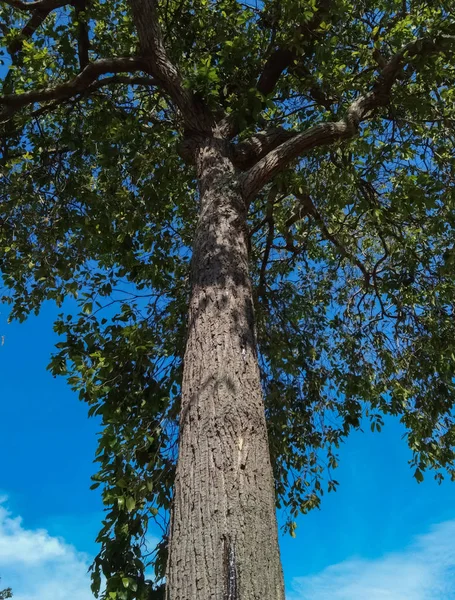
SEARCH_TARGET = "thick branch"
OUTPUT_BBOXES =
[3,0,75,56]
[7,8,50,54]
[0,58,151,122]
[128,0,210,132]
[242,33,455,200]
[257,48,294,98]
[74,0,90,70]
[241,119,355,200]
[0,75,157,137]
[256,0,332,97]
[232,128,296,170]
[218,0,332,138]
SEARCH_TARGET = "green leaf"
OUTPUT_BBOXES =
[415,469,424,483]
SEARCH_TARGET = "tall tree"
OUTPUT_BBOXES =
[1,1,455,598]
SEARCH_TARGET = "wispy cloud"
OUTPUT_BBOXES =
[288,520,455,600]
[0,499,93,600]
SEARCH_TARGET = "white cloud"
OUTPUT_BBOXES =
[0,499,93,600]
[3,494,454,600]
[288,520,455,600]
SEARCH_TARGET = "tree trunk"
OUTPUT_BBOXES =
[165,137,285,600]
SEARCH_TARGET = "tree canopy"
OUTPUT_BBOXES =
[1,0,455,598]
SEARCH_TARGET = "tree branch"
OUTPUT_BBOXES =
[232,128,296,170]
[2,0,75,56]
[295,192,370,283]
[128,0,210,132]
[218,0,332,138]
[241,119,355,201]
[0,75,157,138]
[2,0,65,56]
[0,58,152,123]
[242,33,455,200]
[258,187,277,298]
[73,0,90,70]
[7,8,50,54]
[1,0,69,10]
[288,62,336,110]
[256,0,332,97]
[256,48,294,99]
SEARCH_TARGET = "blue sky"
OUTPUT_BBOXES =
[1,301,455,599]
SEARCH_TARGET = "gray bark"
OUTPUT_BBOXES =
[165,137,285,600]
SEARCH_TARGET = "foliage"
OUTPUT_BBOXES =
[1,0,455,597]
[0,579,12,599]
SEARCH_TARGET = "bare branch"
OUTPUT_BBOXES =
[242,33,455,200]
[0,58,152,123]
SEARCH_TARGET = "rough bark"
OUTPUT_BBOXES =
[165,137,284,600]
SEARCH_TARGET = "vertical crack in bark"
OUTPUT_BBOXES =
[224,534,239,600]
